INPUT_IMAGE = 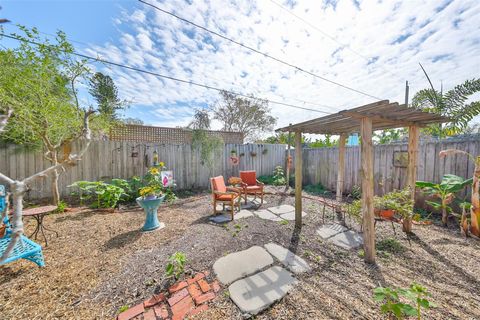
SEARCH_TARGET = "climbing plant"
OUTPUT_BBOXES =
[191,129,223,171]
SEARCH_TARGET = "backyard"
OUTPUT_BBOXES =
[1,188,479,319]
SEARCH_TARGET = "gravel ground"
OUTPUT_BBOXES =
[1,188,480,320]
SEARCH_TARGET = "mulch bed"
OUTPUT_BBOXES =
[1,188,480,319]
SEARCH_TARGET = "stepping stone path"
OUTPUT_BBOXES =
[117,271,220,320]
[213,246,274,285]
[252,204,307,222]
[317,223,363,250]
[264,242,311,274]
[214,244,310,316]
[209,209,253,224]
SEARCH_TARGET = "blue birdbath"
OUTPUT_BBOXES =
[136,195,166,232]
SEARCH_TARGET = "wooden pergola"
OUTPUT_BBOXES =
[276,100,449,263]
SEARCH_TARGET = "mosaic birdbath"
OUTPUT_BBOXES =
[136,195,166,232]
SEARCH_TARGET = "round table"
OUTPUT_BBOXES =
[23,205,58,246]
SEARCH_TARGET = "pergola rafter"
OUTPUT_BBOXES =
[276,100,450,263]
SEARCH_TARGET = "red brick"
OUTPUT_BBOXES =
[186,273,205,285]
[171,296,194,320]
[187,283,202,299]
[188,304,209,318]
[117,303,144,320]
[154,303,169,319]
[143,308,156,320]
[169,281,188,294]
[168,288,189,306]
[194,292,215,305]
[197,279,211,293]
[211,280,221,293]
[144,293,166,308]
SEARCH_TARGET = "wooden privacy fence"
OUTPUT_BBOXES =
[300,136,480,196]
[0,141,285,200]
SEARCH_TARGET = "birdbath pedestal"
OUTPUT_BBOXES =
[136,195,166,232]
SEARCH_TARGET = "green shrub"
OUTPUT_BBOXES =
[68,181,125,208]
[304,183,330,196]
[54,200,68,213]
[373,282,435,319]
[165,252,187,280]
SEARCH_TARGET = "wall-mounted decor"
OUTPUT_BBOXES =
[393,151,408,167]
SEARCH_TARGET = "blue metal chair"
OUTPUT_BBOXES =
[0,185,45,267]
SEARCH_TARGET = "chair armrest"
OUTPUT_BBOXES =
[256,180,264,186]
[214,190,238,196]
[226,187,241,193]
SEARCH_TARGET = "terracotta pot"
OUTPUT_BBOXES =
[379,209,395,219]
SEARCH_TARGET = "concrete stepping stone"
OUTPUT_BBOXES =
[210,210,253,223]
[236,209,254,219]
[329,230,363,250]
[254,209,283,221]
[228,266,297,316]
[316,223,348,239]
[267,204,295,215]
[213,246,274,285]
[264,243,311,274]
[279,210,307,221]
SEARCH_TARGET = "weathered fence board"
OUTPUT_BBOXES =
[300,136,480,196]
[0,141,286,200]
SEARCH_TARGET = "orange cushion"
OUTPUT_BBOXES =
[216,194,237,201]
[211,176,226,193]
[245,185,262,191]
[240,171,257,186]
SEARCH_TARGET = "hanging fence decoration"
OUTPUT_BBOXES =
[229,156,239,166]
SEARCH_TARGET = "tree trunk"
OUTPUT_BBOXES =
[441,204,448,226]
[471,157,480,236]
[402,217,412,233]
[51,168,60,206]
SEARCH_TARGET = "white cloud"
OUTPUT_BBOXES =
[83,0,480,137]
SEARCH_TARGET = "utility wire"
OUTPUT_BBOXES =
[3,24,340,111]
[138,0,384,101]
[268,0,399,79]
[1,33,333,114]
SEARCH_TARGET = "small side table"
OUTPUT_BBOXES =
[23,205,58,247]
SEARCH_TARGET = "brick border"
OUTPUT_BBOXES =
[117,271,221,320]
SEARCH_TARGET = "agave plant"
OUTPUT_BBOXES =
[412,64,480,136]
[416,174,472,226]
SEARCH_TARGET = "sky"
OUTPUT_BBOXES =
[1,0,480,137]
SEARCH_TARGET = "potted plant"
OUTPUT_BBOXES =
[381,188,415,232]
[374,196,396,220]
[230,149,237,157]
[136,167,167,231]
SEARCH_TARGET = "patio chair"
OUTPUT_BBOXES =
[0,185,45,267]
[210,176,241,220]
[239,171,264,206]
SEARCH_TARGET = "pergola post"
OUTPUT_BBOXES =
[336,133,347,210]
[405,124,419,233]
[360,117,375,263]
[295,131,303,228]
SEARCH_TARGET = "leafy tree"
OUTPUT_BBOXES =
[212,91,276,142]
[260,132,307,145]
[89,72,128,121]
[374,128,407,144]
[309,135,338,148]
[0,26,113,204]
[188,108,210,130]
[412,65,480,136]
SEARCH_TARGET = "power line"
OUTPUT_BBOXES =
[0,32,333,114]
[3,24,340,111]
[138,0,384,101]
[268,0,399,79]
